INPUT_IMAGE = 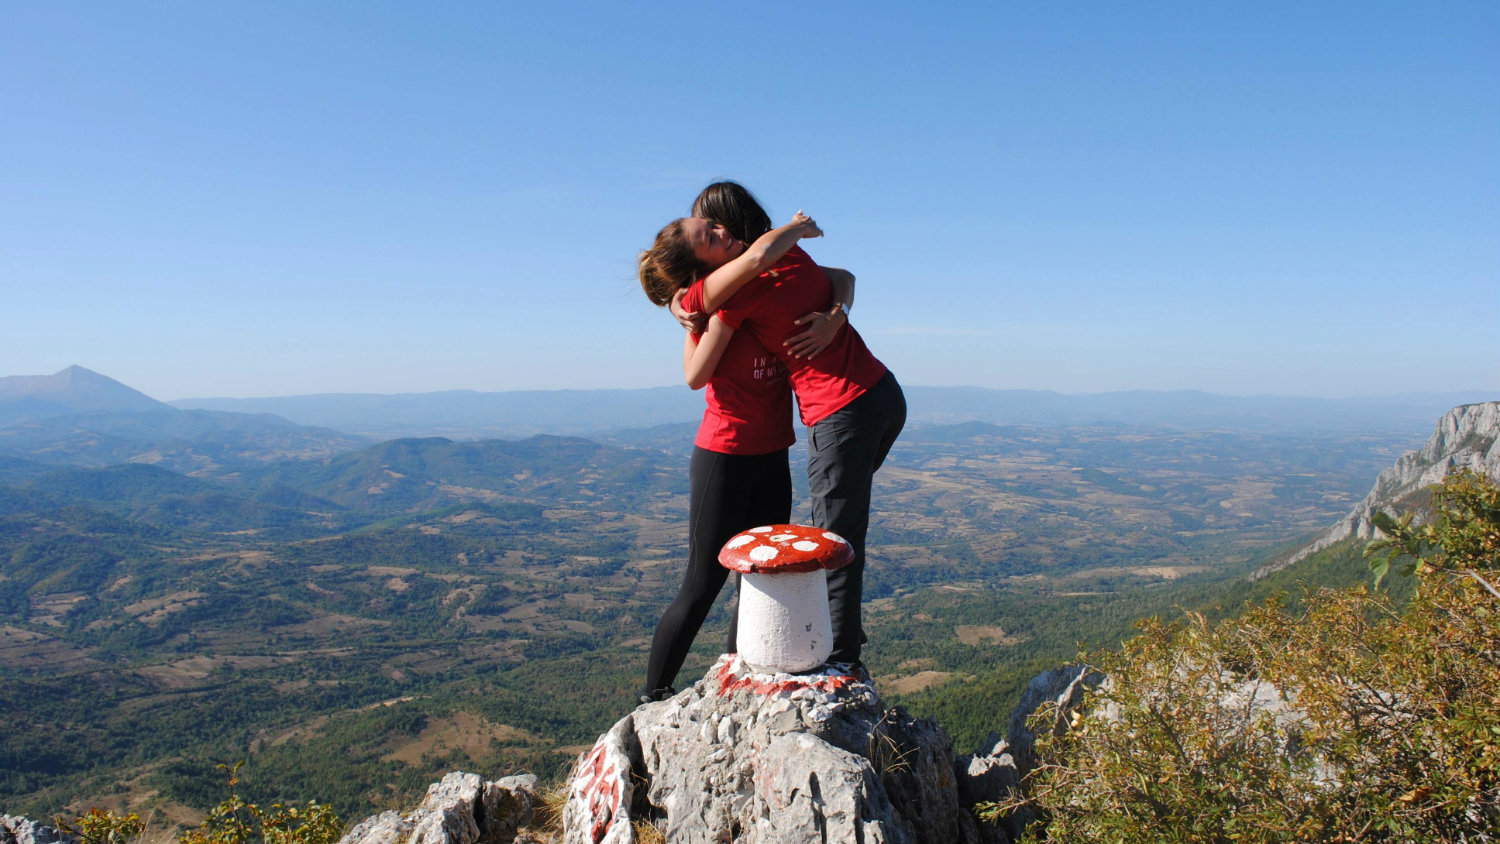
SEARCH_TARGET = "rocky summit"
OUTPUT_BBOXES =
[558,655,1091,844]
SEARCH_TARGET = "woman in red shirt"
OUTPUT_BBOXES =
[647,182,907,674]
[635,206,826,701]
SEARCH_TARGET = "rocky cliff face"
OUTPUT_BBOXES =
[1254,401,1500,579]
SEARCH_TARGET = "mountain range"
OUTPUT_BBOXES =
[172,379,1491,440]
[0,367,366,474]
[7,365,1489,444]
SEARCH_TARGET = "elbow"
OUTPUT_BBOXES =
[685,373,709,390]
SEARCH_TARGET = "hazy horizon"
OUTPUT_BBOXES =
[6,363,1494,405]
[169,384,1497,404]
[4,3,1496,401]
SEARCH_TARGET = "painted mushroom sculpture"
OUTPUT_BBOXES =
[719,524,853,674]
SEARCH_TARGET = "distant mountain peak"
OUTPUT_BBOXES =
[0,366,168,423]
[1254,401,1500,579]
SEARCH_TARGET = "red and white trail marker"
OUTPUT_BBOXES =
[719,524,853,674]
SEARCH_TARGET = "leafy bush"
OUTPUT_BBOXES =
[55,809,144,844]
[176,763,344,844]
[986,469,1500,842]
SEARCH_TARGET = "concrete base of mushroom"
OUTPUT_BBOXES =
[738,568,833,674]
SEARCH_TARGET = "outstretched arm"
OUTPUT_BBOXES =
[683,316,735,390]
[700,212,822,312]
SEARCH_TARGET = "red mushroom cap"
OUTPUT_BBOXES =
[718,524,854,574]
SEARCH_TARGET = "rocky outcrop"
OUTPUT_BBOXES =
[0,816,72,844]
[339,772,542,844]
[1255,401,1500,578]
[953,665,1102,843]
[559,655,1096,844]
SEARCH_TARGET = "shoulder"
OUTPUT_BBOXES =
[781,245,815,266]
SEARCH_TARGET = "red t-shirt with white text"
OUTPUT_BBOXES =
[682,280,795,455]
[716,246,887,426]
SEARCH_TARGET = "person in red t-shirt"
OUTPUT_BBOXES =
[634,207,826,702]
[657,182,908,674]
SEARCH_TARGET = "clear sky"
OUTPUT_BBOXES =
[2,2,1496,401]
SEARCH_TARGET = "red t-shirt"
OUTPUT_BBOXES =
[717,246,887,426]
[682,280,795,455]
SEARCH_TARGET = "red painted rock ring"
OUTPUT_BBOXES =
[718,523,854,574]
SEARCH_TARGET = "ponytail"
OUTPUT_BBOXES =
[638,218,707,306]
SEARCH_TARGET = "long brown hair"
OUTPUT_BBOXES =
[692,181,771,248]
[638,218,708,306]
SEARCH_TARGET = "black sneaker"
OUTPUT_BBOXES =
[637,686,676,705]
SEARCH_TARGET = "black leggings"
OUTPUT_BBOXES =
[642,446,791,694]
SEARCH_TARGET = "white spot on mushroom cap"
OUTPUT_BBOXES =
[770,534,797,542]
[792,540,819,552]
[822,532,846,544]
[750,526,773,534]
[749,546,778,562]
[726,535,754,549]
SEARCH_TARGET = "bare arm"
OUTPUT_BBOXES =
[822,266,856,310]
[683,316,735,390]
[700,212,822,312]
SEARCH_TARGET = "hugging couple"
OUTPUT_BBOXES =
[636,181,906,703]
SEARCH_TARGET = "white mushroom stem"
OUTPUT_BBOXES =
[737,569,833,674]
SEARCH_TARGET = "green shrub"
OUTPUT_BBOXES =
[177,764,343,844]
[55,809,144,844]
[985,469,1500,842]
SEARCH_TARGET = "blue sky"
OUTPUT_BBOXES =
[2,2,1496,400]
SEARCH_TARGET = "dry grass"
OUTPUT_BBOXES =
[632,820,665,844]
[516,780,569,842]
[883,670,955,694]
[382,711,535,764]
[954,624,1023,646]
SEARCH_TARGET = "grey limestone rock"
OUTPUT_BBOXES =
[561,654,1015,844]
[340,811,414,844]
[338,772,540,844]
[1002,664,1102,777]
[562,714,637,844]
[950,665,1102,843]
[0,817,73,844]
